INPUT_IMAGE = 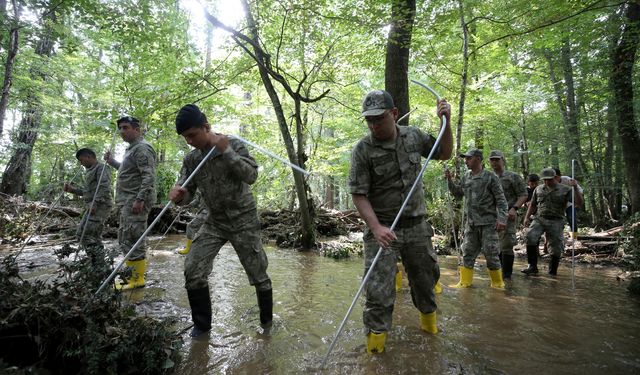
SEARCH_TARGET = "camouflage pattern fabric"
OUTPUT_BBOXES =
[448,169,508,226]
[114,138,157,207]
[348,125,439,222]
[186,206,208,240]
[76,202,112,247]
[71,163,113,247]
[117,205,150,260]
[496,170,527,207]
[363,221,439,332]
[449,169,507,269]
[530,183,572,220]
[177,138,271,292]
[184,219,271,291]
[525,183,572,257]
[498,219,518,256]
[348,125,440,333]
[178,139,259,232]
[526,217,565,257]
[496,170,526,256]
[461,224,501,269]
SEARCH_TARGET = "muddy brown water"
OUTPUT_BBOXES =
[7,234,640,374]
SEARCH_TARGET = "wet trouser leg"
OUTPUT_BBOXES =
[118,205,150,261]
[363,227,396,333]
[399,222,438,315]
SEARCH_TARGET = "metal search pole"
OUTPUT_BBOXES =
[571,159,576,290]
[230,135,310,177]
[321,81,448,368]
[77,125,119,246]
[95,146,218,295]
[149,207,183,256]
[15,167,83,257]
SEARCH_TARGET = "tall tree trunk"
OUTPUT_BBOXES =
[0,0,20,136]
[518,103,530,177]
[455,0,472,175]
[1,7,56,195]
[240,1,316,248]
[611,1,640,215]
[384,0,415,125]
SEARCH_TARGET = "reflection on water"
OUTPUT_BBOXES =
[7,234,640,374]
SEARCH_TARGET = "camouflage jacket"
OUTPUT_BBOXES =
[177,138,259,230]
[495,170,527,207]
[68,163,113,206]
[448,168,508,226]
[531,183,571,219]
[113,138,157,206]
[348,125,439,223]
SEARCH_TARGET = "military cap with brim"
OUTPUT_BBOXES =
[540,168,556,180]
[459,148,483,159]
[489,150,504,159]
[362,90,395,117]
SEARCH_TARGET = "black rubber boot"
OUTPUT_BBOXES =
[549,255,560,275]
[187,286,212,337]
[502,254,515,279]
[256,288,273,328]
[521,245,539,275]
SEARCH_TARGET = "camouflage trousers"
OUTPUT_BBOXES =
[526,216,564,257]
[76,204,110,247]
[498,217,518,256]
[186,209,208,240]
[184,220,271,291]
[117,205,150,261]
[461,224,501,270]
[363,221,439,333]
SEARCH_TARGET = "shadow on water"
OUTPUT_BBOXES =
[7,234,640,374]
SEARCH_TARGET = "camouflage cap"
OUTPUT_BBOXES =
[362,90,395,117]
[459,148,483,159]
[540,167,556,180]
[489,150,504,159]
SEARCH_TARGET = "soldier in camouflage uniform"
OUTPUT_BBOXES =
[104,116,157,290]
[488,150,527,279]
[446,148,508,289]
[64,148,113,257]
[348,90,452,354]
[177,191,209,255]
[522,168,583,275]
[169,104,272,338]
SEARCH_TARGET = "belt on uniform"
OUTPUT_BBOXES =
[380,216,425,229]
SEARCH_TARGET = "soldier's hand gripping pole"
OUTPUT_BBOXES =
[77,125,120,248]
[95,146,218,295]
[321,80,448,368]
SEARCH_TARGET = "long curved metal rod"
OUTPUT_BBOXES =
[230,135,310,176]
[95,146,218,295]
[321,81,447,368]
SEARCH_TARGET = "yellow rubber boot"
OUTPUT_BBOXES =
[395,270,402,292]
[420,311,438,334]
[116,259,147,290]
[450,266,473,288]
[434,281,442,294]
[178,239,192,255]
[366,331,387,354]
[488,268,505,289]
